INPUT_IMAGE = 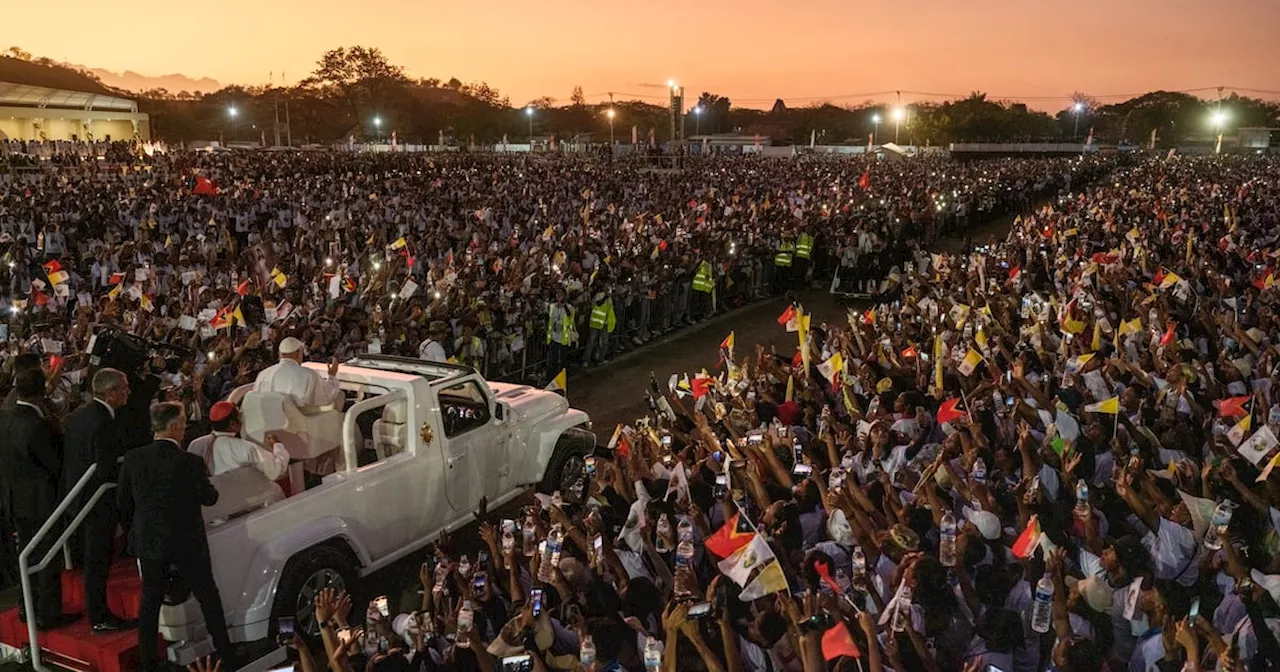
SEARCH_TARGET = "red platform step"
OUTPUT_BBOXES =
[0,560,164,672]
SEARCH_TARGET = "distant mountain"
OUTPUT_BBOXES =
[86,67,222,95]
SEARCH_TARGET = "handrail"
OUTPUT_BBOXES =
[341,390,404,474]
[18,464,116,672]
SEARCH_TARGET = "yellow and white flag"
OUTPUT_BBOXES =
[1084,396,1120,414]
[1066,353,1096,374]
[545,369,567,394]
[1228,415,1252,447]
[817,353,844,385]
[958,348,984,377]
[270,267,288,288]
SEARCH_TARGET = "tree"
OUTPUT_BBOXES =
[570,86,586,107]
[5,46,32,61]
[301,46,408,132]
[695,92,731,134]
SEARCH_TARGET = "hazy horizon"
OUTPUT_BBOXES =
[16,0,1280,111]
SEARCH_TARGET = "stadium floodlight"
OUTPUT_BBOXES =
[526,106,535,117]
[373,116,382,127]
[607,109,616,119]
[1073,102,1084,112]
[872,114,881,124]
[227,106,238,118]
[668,79,676,89]
[1212,110,1228,128]
[891,107,905,121]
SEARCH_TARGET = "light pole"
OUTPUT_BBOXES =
[892,107,905,144]
[606,108,616,146]
[373,115,382,141]
[1212,110,1228,154]
[1072,102,1084,139]
[871,113,881,145]
[526,106,535,147]
[227,105,238,143]
[693,106,702,136]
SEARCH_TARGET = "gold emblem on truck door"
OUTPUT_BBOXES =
[420,423,434,445]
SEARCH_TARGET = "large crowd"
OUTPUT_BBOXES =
[9,142,1280,672]
[279,153,1280,672]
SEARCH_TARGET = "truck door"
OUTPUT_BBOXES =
[437,379,502,512]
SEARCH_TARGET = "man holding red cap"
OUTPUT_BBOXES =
[188,401,290,481]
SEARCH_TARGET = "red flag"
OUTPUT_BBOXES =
[900,345,919,358]
[821,622,861,661]
[691,377,712,399]
[1007,265,1021,282]
[193,176,217,196]
[1153,267,1167,286]
[705,513,755,559]
[1218,396,1251,418]
[47,354,63,372]
[236,279,251,296]
[777,304,796,326]
[1160,322,1176,347]
[812,559,843,596]
[1011,515,1041,559]
[1040,225,1055,239]
[1090,252,1119,264]
[858,171,870,191]
[936,398,966,425]
[42,260,62,275]
[33,291,48,307]
[658,240,668,252]
[108,272,126,285]
[792,350,803,369]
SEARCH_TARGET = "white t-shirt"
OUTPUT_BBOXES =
[1142,517,1198,587]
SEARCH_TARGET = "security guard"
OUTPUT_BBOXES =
[774,233,795,291]
[794,228,814,288]
[545,290,576,381]
[581,291,616,367]
[691,259,715,318]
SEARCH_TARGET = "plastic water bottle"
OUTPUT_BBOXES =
[891,586,912,632]
[1030,576,1054,634]
[1074,480,1091,516]
[851,546,867,579]
[580,634,597,667]
[972,457,987,484]
[655,514,672,553]
[539,525,563,581]
[643,636,663,671]
[940,512,958,567]
[1205,501,1235,550]
[675,520,695,569]
[456,599,474,648]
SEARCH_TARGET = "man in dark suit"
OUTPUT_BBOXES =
[118,402,233,672]
[62,367,133,633]
[0,368,70,628]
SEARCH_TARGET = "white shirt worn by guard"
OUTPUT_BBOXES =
[418,338,447,363]
[253,358,343,409]
[189,431,290,481]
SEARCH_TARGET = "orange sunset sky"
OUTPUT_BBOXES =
[14,0,1280,110]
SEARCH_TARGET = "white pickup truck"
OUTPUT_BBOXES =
[159,355,594,651]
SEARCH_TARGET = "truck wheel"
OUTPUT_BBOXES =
[272,544,359,639]
[539,427,594,495]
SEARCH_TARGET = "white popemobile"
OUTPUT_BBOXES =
[157,355,593,658]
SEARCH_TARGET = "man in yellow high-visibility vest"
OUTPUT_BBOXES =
[691,259,715,318]
[774,233,795,291]
[794,228,814,288]
[546,289,576,381]
[581,291,616,367]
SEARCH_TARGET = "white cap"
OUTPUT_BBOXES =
[279,337,305,355]
[963,506,1001,540]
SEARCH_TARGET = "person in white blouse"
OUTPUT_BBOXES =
[253,337,343,411]
[188,401,289,480]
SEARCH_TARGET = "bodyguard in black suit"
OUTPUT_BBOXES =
[0,368,68,628]
[61,367,133,633]
[117,402,233,672]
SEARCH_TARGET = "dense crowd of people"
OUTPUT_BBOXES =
[273,153,1280,672]
[13,142,1280,671]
